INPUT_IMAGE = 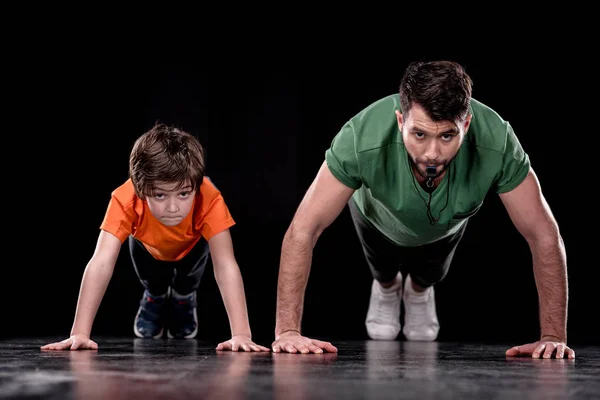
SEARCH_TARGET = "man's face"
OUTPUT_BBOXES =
[396,103,471,180]
[145,181,195,226]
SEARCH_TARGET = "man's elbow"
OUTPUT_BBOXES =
[286,217,322,248]
[524,221,564,249]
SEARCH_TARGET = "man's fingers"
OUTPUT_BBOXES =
[294,344,311,354]
[555,344,566,359]
[567,348,576,359]
[311,340,338,353]
[307,344,324,354]
[284,345,298,353]
[543,343,558,359]
[272,338,337,354]
[505,346,520,356]
[532,343,546,359]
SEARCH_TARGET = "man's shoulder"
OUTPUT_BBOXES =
[347,93,400,153]
[350,93,399,124]
[466,98,514,153]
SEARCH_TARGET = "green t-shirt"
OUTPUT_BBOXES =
[325,94,530,246]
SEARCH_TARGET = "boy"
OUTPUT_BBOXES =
[41,123,270,352]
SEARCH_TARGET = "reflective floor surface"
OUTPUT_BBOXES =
[1,337,598,399]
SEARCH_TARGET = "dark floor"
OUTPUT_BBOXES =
[0,337,598,399]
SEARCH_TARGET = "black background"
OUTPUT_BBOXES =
[3,29,596,348]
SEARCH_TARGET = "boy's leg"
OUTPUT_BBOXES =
[129,236,174,338]
[168,237,211,339]
[348,198,405,341]
[401,222,467,341]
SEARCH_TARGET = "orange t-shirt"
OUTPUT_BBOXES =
[99,177,235,261]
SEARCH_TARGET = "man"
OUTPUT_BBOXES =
[271,60,575,359]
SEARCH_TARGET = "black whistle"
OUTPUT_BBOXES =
[426,166,436,188]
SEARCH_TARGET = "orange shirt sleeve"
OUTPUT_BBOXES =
[195,178,236,241]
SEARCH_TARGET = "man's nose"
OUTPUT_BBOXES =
[424,140,441,161]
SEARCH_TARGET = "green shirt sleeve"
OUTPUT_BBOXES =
[325,120,363,190]
[493,123,531,194]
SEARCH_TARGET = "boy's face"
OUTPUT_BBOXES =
[146,181,195,226]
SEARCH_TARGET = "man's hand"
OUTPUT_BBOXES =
[40,335,99,351]
[271,331,338,354]
[216,335,271,352]
[506,337,575,359]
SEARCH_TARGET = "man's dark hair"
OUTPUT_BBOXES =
[399,60,473,123]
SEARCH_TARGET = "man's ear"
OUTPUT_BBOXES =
[395,110,404,130]
[463,113,472,133]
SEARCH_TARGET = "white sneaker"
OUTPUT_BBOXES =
[365,272,402,340]
[402,275,440,341]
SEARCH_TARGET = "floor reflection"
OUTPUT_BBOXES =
[2,338,596,400]
[64,339,272,400]
[272,351,339,400]
[505,354,576,399]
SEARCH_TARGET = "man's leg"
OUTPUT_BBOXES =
[349,199,406,340]
[402,222,468,341]
[129,236,174,339]
[168,238,211,339]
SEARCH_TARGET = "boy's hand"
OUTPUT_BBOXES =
[40,335,99,351]
[216,335,270,352]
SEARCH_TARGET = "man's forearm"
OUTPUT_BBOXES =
[70,262,114,337]
[530,234,568,342]
[274,226,316,338]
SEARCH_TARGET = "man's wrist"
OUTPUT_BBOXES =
[275,329,301,340]
[541,334,565,343]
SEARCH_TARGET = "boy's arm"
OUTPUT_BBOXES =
[209,229,270,352]
[209,229,252,338]
[41,230,122,351]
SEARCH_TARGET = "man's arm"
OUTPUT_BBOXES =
[41,230,122,350]
[275,161,355,340]
[499,168,570,348]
